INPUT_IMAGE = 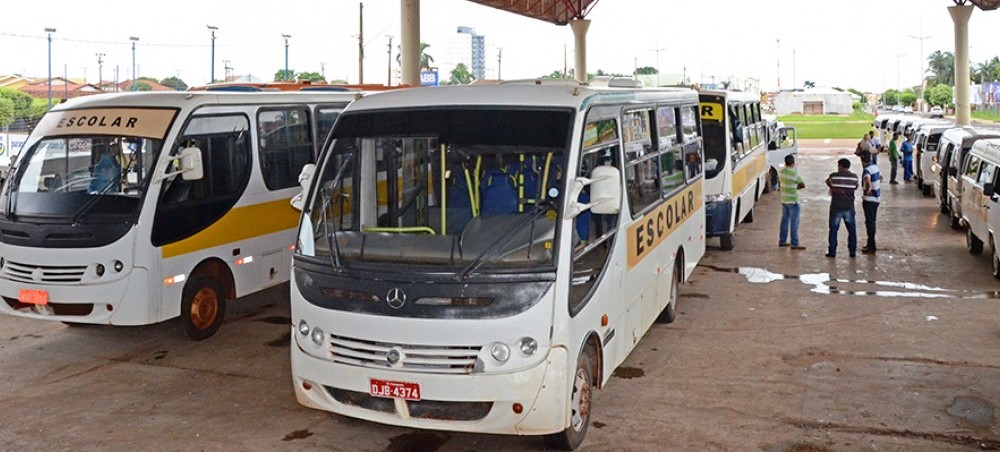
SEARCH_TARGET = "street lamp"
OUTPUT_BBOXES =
[45,28,56,107]
[498,48,503,80]
[282,34,291,81]
[207,25,218,84]
[130,36,139,91]
[96,53,105,92]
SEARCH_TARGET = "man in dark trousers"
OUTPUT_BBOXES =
[860,151,881,254]
[825,158,859,258]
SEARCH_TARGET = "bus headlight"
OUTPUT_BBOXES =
[298,320,310,336]
[490,342,510,364]
[113,260,124,273]
[310,327,325,346]
[519,337,538,356]
[95,264,105,277]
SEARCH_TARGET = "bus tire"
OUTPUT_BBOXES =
[178,277,226,341]
[967,229,984,255]
[940,201,949,214]
[951,213,962,230]
[543,347,595,451]
[922,184,933,197]
[656,261,681,324]
[719,233,735,251]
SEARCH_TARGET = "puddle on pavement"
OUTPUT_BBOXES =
[702,265,1000,300]
[266,333,291,348]
[592,421,607,429]
[612,366,645,379]
[282,429,314,441]
[385,431,450,452]
[257,316,292,325]
[946,396,994,428]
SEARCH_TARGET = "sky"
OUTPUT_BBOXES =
[2,0,999,93]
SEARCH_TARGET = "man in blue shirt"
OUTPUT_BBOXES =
[901,136,915,182]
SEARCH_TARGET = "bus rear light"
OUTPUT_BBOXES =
[236,256,254,265]
[164,274,186,285]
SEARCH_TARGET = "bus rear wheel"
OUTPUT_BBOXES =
[656,262,680,324]
[719,233,735,251]
[178,277,226,341]
[543,347,595,451]
[967,229,984,255]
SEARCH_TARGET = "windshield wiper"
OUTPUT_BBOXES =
[456,201,554,281]
[315,153,354,270]
[71,152,139,224]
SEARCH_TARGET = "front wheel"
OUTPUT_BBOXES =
[742,206,755,224]
[656,262,681,324]
[922,184,933,197]
[543,348,595,451]
[967,229,984,255]
[178,277,226,341]
[719,233,735,251]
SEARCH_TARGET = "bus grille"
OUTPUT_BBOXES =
[328,334,481,375]
[2,261,87,284]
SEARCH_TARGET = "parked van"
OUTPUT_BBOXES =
[914,121,953,195]
[935,127,1000,227]
[762,114,797,192]
[959,138,1000,272]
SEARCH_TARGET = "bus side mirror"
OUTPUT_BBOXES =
[565,165,621,219]
[291,163,316,211]
[179,147,204,181]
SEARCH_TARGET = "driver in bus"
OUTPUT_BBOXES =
[88,141,122,194]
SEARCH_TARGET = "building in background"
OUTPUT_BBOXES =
[443,26,486,81]
[775,87,855,115]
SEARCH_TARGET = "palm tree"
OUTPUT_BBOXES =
[926,50,955,86]
[448,63,474,85]
[396,42,435,70]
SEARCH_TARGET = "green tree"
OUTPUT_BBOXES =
[160,76,188,91]
[297,72,326,82]
[396,42,435,70]
[803,80,816,89]
[0,97,14,128]
[882,89,899,106]
[274,69,296,81]
[898,88,918,106]
[928,84,953,107]
[926,50,955,86]
[448,63,474,85]
[634,66,658,75]
[28,97,53,119]
[134,82,153,92]
[847,88,866,103]
[543,70,567,78]
[0,87,34,119]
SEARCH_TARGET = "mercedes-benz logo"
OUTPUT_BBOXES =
[31,267,44,282]
[386,347,403,366]
[386,288,406,309]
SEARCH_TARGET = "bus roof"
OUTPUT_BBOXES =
[341,82,699,113]
[50,90,362,112]
[698,89,761,103]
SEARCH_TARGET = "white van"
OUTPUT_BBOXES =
[959,138,1000,275]
[913,121,953,195]
[936,127,1000,227]
[762,114,797,192]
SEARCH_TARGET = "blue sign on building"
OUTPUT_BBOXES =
[420,70,439,86]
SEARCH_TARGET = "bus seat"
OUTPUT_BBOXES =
[480,167,518,216]
[427,206,473,236]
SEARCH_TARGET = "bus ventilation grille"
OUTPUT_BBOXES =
[327,334,481,375]
[2,261,88,284]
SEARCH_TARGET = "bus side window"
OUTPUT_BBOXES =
[258,108,314,190]
[315,107,342,157]
[152,114,252,246]
[569,137,621,315]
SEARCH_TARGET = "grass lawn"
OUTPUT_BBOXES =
[777,112,875,139]
[972,110,1000,122]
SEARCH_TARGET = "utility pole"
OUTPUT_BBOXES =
[497,47,502,80]
[563,43,567,78]
[895,40,906,90]
[45,27,56,107]
[321,62,326,80]
[208,25,218,84]
[63,64,68,100]
[776,39,781,91]
[223,60,232,82]
[282,34,291,81]
[908,18,934,110]
[386,35,393,86]
[130,36,139,91]
[792,48,797,89]
[358,2,365,84]
[649,46,667,85]
[96,53,104,91]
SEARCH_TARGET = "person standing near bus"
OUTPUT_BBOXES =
[869,131,881,165]
[901,135,915,182]
[887,132,900,184]
[826,158,859,258]
[778,154,806,250]
[860,151,881,254]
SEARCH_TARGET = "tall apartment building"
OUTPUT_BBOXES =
[443,26,486,80]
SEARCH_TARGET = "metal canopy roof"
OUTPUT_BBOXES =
[466,0,600,25]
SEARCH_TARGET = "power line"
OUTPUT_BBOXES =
[0,31,274,48]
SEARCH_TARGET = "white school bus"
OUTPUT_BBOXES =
[289,78,706,449]
[699,90,768,250]
[0,91,358,340]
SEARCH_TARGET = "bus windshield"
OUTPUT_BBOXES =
[305,107,573,273]
[10,135,161,220]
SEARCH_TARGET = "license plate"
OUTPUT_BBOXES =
[369,379,421,401]
[18,289,49,305]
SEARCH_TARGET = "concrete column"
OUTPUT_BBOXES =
[400,0,420,86]
[571,19,590,83]
[949,5,973,126]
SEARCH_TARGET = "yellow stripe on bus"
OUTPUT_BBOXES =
[161,198,300,259]
[626,183,703,269]
[732,152,765,196]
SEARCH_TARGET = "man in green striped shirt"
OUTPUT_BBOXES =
[779,154,806,249]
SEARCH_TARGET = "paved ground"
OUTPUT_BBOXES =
[1,139,998,451]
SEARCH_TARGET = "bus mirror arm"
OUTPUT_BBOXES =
[565,166,622,219]
[291,163,317,211]
[160,147,204,181]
